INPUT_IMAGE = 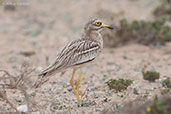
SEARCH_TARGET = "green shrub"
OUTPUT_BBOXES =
[103,19,171,47]
[106,78,132,92]
[145,95,171,114]
[142,71,160,82]
[162,77,171,89]
[153,0,171,20]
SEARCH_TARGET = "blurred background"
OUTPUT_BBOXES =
[0,0,171,114]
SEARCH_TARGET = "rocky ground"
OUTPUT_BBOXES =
[0,0,170,114]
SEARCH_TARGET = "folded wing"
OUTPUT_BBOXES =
[39,39,101,77]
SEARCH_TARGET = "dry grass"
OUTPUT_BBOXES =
[0,62,36,114]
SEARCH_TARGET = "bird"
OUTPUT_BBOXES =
[35,19,113,104]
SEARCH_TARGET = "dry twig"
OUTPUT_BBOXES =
[0,62,36,113]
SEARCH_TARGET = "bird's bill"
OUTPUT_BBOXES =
[102,24,114,30]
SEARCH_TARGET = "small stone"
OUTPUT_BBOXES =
[30,92,36,97]
[67,87,72,92]
[57,88,63,91]
[103,98,108,102]
[17,105,28,113]
[66,83,70,87]
[37,67,43,71]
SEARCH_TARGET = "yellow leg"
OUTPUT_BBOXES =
[76,72,82,95]
[70,70,77,96]
[69,70,80,104]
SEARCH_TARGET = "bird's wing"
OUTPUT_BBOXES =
[70,40,101,66]
[39,39,101,77]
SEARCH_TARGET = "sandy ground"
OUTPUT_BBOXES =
[0,0,171,114]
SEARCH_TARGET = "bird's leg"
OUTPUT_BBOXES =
[76,72,82,100]
[70,70,77,95]
[70,70,80,104]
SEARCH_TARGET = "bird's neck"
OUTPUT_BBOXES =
[82,30,103,48]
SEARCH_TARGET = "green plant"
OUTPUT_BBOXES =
[106,78,132,92]
[103,19,171,47]
[142,70,160,82]
[162,77,171,89]
[145,95,171,114]
[160,88,170,95]
[153,0,171,20]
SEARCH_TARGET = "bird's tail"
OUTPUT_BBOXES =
[34,64,61,88]
[34,68,54,88]
[34,73,48,88]
[34,58,63,88]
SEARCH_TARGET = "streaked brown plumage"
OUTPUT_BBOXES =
[35,19,113,104]
[39,39,101,77]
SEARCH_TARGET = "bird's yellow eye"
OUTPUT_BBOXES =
[95,22,102,26]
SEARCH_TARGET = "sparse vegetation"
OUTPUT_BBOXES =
[106,78,133,92]
[162,77,171,89]
[153,0,171,20]
[145,95,171,114]
[102,93,171,114]
[142,70,160,82]
[103,19,171,47]
[0,62,36,113]
[160,88,170,95]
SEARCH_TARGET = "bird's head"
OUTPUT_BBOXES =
[84,19,113,33]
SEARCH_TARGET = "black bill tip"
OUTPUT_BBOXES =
[108,26,114,30]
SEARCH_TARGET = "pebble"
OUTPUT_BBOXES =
[56,88,63,91]
[37,66,43,71]
[17,105,28,113]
